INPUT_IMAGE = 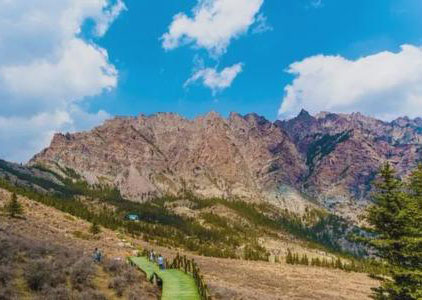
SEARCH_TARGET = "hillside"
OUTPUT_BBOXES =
[0,188,160,299]
[0,188,379,299]
[29,111,422,220]
[0,158,368,258]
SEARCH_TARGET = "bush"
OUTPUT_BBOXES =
[109,276,126,296]
[127,287,151,300]
[0,284,13,300]
[25,259,56,291]
[70,258,94,291]
[74,290,107,300]
[42,286,72,300]
[104,259,124,274]
[0,265,13,286]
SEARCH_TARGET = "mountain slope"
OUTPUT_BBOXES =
[29,110,422,218]
[279,111,422,217]
[30,112,311,213]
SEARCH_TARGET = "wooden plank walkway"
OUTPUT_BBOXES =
[129,256,200,300]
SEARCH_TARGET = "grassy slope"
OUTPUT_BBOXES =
[0,187,379,300]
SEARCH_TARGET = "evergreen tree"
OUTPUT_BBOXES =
[335,257,343,270]
[400,164,422,300]
[366,163,421,299]
[5,193,23,218]
[90,222,101,235]
[286,249,293,264]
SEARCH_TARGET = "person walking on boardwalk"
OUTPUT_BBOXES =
[158,254,165,270]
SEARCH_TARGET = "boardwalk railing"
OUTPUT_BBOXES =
[140,249,212,300]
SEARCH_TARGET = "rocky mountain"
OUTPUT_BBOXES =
[28,110,422,219]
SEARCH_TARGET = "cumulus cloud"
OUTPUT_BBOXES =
[162,0,264,56]
[0,108,110,163]
[184,63,243,94]
[278,45,422,121]
[0,0,125,162]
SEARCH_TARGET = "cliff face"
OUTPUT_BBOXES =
[279,111,422,216]
[29,112,310,212]
[29,110,422,217]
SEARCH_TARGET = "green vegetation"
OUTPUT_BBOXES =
[4,193,23,218]
[89,222,101,235]
[0,163,364,262]
[363,163,422,299]
[130,255,202,300]
[285,249,387,274]
[306,131,351,174]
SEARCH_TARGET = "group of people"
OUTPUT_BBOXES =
[149,251,165,270]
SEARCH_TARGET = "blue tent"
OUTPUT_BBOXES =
[126,213,140,221]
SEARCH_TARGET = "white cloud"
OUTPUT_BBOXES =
[310,0,323,8]
[184,63,243,94]
[162,0,264,56]
[252,13,273,34]
[0,107,110,163]
[0,0,125,162]
[278,45,422,121]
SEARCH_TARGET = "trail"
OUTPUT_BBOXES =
[130,256,200,300]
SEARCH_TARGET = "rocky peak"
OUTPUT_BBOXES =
[29,110,422,220]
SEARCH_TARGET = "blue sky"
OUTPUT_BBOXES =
[2,0,422,161]
[87,0,422,120]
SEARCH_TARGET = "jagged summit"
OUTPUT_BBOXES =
[30,110,422,218]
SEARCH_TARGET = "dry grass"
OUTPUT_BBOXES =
[0,188,379,300]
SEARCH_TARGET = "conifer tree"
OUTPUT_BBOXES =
[400,164,422,300]
[366,163,421,299]
[90,222,101,235]
[5,193,23,218]
[286,249,293,264]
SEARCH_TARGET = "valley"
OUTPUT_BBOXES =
[0,188,378,299]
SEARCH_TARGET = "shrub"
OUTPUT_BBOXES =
[104,259,124,274]
[90,222,101,235]
[70,258,94,291]
[109,276,127,296]
[74,290,107,300]
[25,259,55,291]
[42,286,72,300]
[0,265,13,286]
[0,284,13,300]
[127,287,150,300]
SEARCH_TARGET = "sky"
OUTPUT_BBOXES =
[2,0,422,162]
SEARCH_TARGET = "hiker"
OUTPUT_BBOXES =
[93,248,100,262]
[97,249,103,262]
[93,248,103,263]
[149,251,155,262]
[157,254,165,270]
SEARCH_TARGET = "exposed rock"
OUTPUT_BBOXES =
[29,110,422,218]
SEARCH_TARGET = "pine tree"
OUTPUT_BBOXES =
[399,164,422,300]
[286,249,293,264]
[335,257,343,270]
[5,193,23,218]
[366,163,421,299]
[90,222,101,235]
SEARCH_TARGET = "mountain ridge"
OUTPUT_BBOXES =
[28,110,422,220]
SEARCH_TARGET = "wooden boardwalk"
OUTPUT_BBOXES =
[129,256,200,300]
